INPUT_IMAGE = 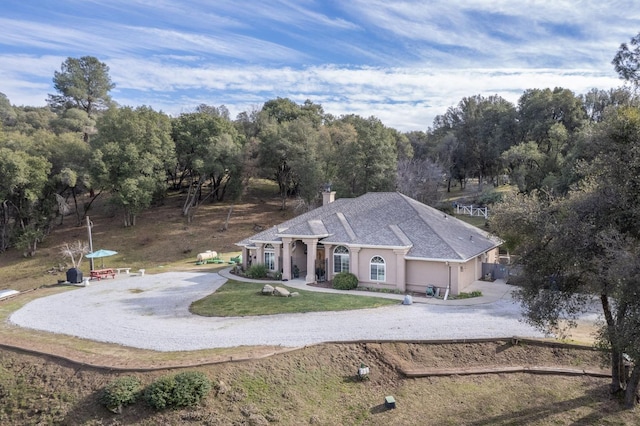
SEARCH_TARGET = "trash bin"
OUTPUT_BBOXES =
[426,285,435,297]
[66,268,83,284]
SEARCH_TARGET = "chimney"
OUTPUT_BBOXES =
[322,184,335,206]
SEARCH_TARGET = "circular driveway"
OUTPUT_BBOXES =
[9,272,546,352]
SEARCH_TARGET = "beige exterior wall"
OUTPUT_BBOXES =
[406,255,489,296]
[485,247,499,263]
[457,258,477,293]
[406,260,451,295]
[250,235,498,294]
[354,247,400,290]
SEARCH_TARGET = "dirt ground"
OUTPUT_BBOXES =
[1,340,626,426]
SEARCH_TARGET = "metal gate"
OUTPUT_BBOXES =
[482,263,509,280]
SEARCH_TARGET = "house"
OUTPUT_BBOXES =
[236,190,502,296]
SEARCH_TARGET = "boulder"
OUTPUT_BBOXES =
[262,284,274,295]
[274,286,290,297]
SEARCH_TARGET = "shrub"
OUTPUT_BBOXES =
[172,371,211,407]
[476,189,503,206]
[455,290,483,299]
[332,272,358,290]
[144,375,176,410]
[144,371,211,410]
[100,376,142,412]
[246,263,268,279]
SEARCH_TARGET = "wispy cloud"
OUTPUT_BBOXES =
[0,0,636,130]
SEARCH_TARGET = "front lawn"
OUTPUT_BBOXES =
[189,280,398,316]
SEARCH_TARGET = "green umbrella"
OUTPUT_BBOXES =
[86,249,118,268]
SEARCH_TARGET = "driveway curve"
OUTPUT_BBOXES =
[9,272,546,352]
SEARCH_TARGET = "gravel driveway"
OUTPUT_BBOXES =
[9,272,546,352]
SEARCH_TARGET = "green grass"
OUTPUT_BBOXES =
[454,214,488,228]
[189,280,398,316]
[452,290,483,299]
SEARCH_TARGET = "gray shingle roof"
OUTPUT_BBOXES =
[237,192,501,261]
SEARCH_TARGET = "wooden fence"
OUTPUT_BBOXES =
[456,204,488,219]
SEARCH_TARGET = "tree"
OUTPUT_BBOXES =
[11,106,56,135]
[331,115,398,197]
[491,106,640,408]
[172,112,244,219]
[0,145,51,254]
[404,130,436,161]
[613,32,640,87]
[262,97,325,127]
[59,240,89,268]
[580,87,637,123]
[0,92,17,126]
[90,106,175,227]
[513,88,586,192]
[518,88,585,145]
[48,56,115,116]
[48,56,115,142]
[432,95,518,191]
[257,116,322,209]
[396,157,443,204]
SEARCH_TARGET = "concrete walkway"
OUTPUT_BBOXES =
[217,267,515,306]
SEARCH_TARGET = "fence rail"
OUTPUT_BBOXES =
[456,204,488,219]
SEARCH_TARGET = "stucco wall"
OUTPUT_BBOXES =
[406,261,447,294]
[457,258,478,293]
[354,247,399,290]
[485,247,499,263]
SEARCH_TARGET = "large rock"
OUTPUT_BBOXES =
[262,284,274,295]
[274,286,290,297]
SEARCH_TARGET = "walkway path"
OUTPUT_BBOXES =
[218,267,516,306]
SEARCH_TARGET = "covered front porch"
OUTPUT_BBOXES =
[240,238,330,284]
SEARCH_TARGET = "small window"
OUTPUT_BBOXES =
[370,256,385,281]
[333,245,350,273]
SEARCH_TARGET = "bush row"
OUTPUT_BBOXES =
[100,371,211,412]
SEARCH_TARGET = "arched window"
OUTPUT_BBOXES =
[264,244,275,270]
[333,245,349,273]
[370,256,385,281]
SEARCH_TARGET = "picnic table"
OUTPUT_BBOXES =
[90,268,115,280]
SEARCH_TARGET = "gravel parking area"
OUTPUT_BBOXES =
[9,272,547,352]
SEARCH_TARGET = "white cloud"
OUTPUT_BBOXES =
[0,0,636,130]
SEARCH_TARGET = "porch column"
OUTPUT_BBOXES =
[241,247,249,269]
[282,238,292,280]
[393,249,408,292]
[303,238,318,283]
[350,246,361,279]
[256,243,264,266]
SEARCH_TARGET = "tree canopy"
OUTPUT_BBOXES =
[613,32,640,87]
[491,106,640,407]
[48,56,115,118]
[90,106,175,227]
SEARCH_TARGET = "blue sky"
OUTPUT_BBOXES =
[0,1,636,131]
